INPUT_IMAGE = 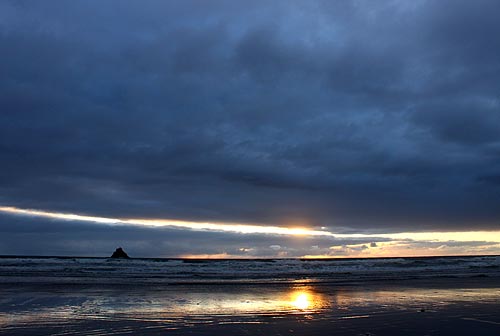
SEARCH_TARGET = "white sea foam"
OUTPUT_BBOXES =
[0,255,498,285]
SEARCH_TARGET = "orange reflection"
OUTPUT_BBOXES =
[291,292,311,310]
[288,288,325,312]
[3,285,499,331]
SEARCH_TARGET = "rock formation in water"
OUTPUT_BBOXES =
[110,247,130,259]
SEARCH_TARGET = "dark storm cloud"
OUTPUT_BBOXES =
[1,0,500,245]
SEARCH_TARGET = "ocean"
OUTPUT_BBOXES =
[1,255,499,285]
[1,255,499,335]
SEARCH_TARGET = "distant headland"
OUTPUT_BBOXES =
[110,247,130,259]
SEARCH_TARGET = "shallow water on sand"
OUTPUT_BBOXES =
[1,280,499,335]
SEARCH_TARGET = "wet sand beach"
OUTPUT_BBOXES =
[1,277,499,335]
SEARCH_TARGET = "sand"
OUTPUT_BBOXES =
[1,277,499,335]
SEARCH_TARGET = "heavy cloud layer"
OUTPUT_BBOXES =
[1,0,500,243]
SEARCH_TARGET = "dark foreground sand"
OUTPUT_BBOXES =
[1,278,499,335]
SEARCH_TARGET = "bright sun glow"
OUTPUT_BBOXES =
[0,206,333,237]
[291,292,311,310]
[1,205,500,247]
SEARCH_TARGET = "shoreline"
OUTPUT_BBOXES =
[0,273,499,288]
[1,276,499,336]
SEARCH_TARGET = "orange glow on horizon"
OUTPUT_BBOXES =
[1,205,500,258]
[179,253,233,259]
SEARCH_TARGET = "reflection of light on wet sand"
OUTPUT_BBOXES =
[154,287,325,315]
[291,291,311,310]
[0,287,326,330]
[331,287,500,312]
[6,286,499,329]
[1,285,500,334]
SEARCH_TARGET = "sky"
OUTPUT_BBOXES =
[0,0,499,258]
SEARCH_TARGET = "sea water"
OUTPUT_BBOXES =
[0,255,498,284]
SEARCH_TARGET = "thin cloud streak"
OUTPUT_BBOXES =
[1,206,499,244]
[0,206,333,236]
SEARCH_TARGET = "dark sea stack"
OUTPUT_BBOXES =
[110,247,130,259]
